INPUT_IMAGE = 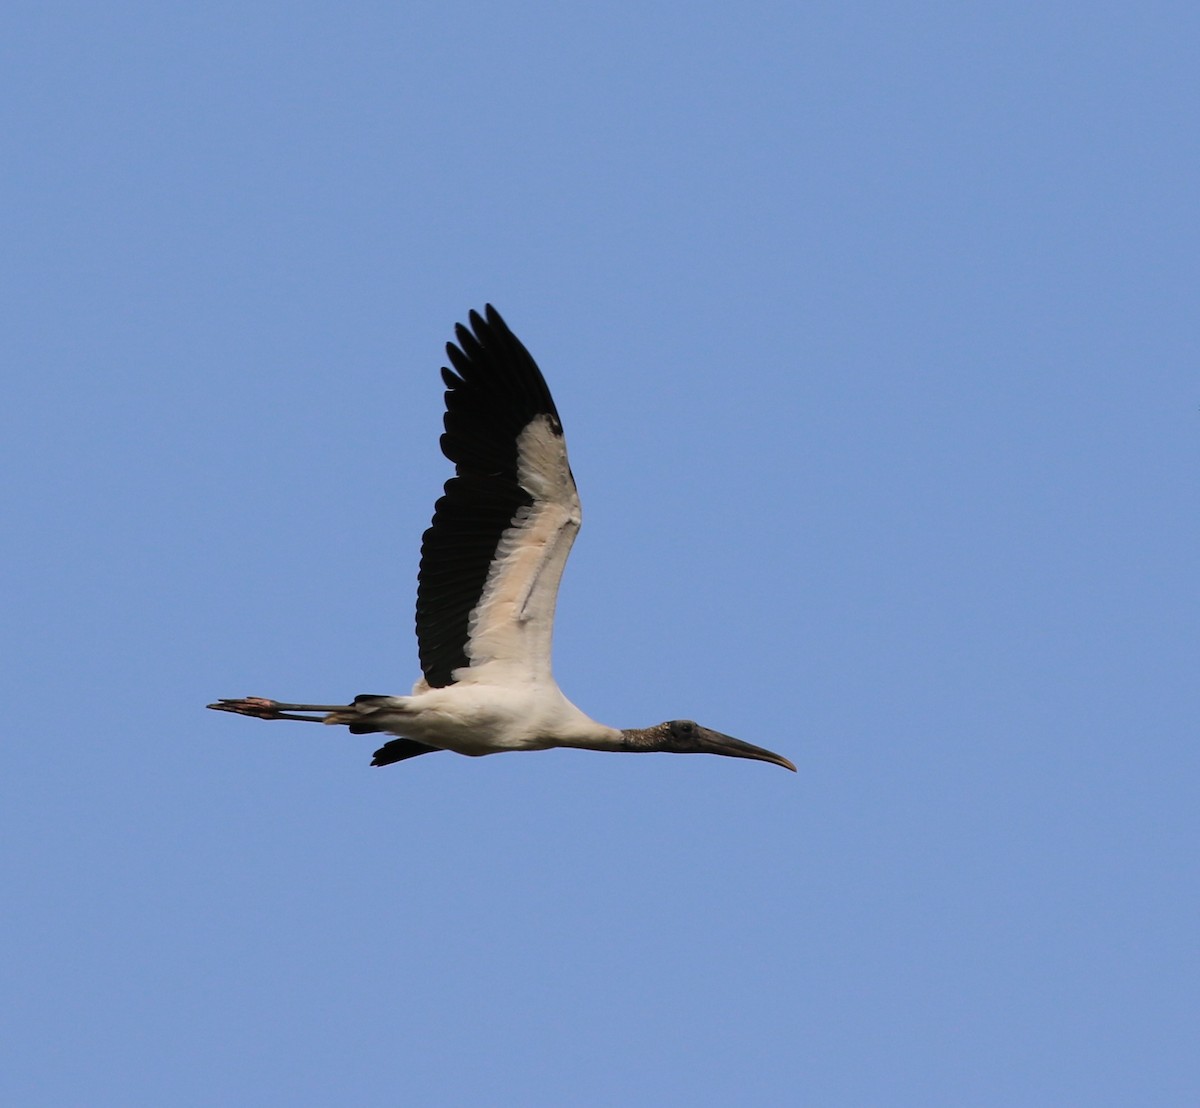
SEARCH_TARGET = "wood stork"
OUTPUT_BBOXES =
[209,306,795,772]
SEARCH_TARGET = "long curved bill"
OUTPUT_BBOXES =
[696,727,797,772]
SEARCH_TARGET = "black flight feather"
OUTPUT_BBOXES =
[415,305,563,688]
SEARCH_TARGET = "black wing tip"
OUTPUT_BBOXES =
[454,304,511,349]
[482,303,507,330]
[437,304,560,425]
[370,738,442,767]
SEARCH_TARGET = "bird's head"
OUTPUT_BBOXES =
[623,720,796,771]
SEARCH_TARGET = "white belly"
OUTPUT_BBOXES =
[356,680,609,757]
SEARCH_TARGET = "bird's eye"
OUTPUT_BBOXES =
[676,721,694,735]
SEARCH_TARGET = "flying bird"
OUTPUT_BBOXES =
[209,307,795,772]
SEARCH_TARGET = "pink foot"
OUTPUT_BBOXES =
[207,697,282,719]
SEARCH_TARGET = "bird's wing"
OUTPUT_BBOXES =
[370,738,442,766]
[415,305,582,688]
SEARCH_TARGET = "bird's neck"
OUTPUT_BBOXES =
[617,726,664,752]
[560,727,666,754]
[547,720,627,753]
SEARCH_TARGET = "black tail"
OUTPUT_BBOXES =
[334,695,396,732]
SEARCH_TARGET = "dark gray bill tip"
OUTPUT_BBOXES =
[698,728,796,772]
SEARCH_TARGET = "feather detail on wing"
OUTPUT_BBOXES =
[415,306,581,688]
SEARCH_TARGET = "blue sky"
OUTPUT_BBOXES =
[3,2,1196,1104]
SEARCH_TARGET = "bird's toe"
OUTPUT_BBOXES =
[207,697,281,719]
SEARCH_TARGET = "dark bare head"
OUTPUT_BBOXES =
[621,720,795,771]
